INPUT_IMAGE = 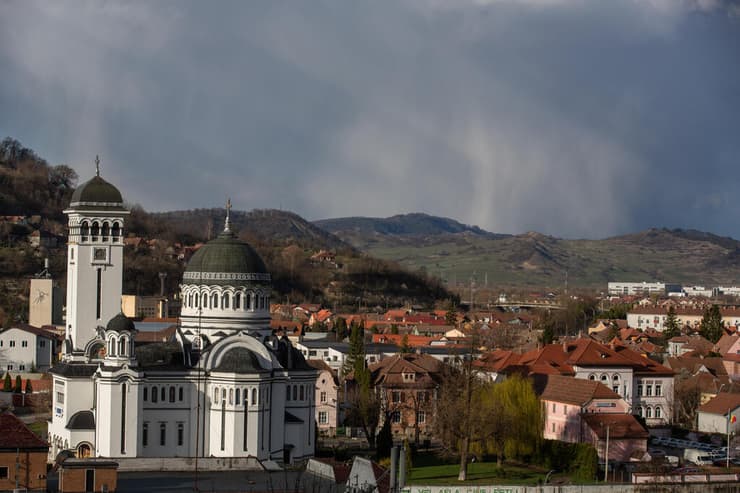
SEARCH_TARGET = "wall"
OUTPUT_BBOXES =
[59,467,117,493]
[401,482,740,493]
[0,450,47,492]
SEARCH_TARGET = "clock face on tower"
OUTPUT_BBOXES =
[93,247,107,262]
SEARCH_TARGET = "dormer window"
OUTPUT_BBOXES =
[403,372,415,382]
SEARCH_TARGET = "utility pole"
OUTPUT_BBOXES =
[604,424,610,482]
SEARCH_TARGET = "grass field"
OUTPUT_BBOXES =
[408,461,548,485]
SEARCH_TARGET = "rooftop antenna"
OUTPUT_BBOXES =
[224,197,232,232]
[95,155,100,177]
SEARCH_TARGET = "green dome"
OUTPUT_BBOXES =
[69,175,124,208]
[183,231,270,285]
[106,312,136,333]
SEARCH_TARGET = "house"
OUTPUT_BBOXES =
[0,323,58,372]
[496,339,675,426]
[28,229,60,248]
[0,412,49,492]
[308,360,341,436]
[57,457,118,493]
[367,353,443,442]
[346,456,389,493]
[541,375,647,461]
[697,392,740,434]
[667,335,713,357]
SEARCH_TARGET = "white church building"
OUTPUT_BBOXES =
[47,163,317,464]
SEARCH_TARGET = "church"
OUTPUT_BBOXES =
[47,162,317,464]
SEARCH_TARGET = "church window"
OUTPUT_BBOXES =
[8,341,13,348]
[246,293,252,310]
[202,293,207,308]
[81,221,89,241]
[251,388,257,405]
[108,338,116,356]
[119,337,127,356]
[220,400,226,451]
[211,293,218,308]
[161,387,166,402]
[222,294,229,309]
[300,385,305,401]
[243,404,248,451]
[234,293,241,309]
[121,383,127,454]
[229,388,234,405]
[111,222,120,242]
[292,385,298,401]
[177,423,184,446]
[96,269,102,319]
[194,294,198,308]
[160,423,166,446]
[152,386,158,403]
[214,388,219,402]
[221,388,225,401]
[169,387,175,403]
[235,388,240,405]
[286,386,290,401]
[102,222,110,242]
[179,387,184,401]
[142,423,148,447]
[646,407,653,418]
[21,340,27,348]
[143,388,148,401]
[91,221,99,242]
[70,248,74,260]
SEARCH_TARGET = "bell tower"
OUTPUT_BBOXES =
[63,156,129,360]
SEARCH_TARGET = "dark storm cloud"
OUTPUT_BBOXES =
[0,1,738,238]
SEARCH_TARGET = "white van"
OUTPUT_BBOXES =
[684,448,714,465]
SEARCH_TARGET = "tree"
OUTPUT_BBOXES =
[343,321,381,448]
[539,321,555,345]
[342,321,365,377]
[14,375,22,393]
[375,414,393,460]
[2,373,11,392]
[445,303,458,327]
[700,304,724,343]
[663,306,681,340]
[334,317,348,341]
[24,379,33,394]
[400,334,412,354]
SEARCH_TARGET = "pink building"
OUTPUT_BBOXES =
[541,375,648,461]
[308,360,340,436]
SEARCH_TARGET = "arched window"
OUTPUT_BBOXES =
[118,336,127,356]
[214,387,219,402]
[612,374,620,382]
[251,388,257,405]
[246,293,252,310]
[102,222,110,242]
[109,337,117,357]
[229,388,234,405]
[299,385,304,401]
[169,387,176,403]
[111,222,121,242]
[588,374,595,380]
[222,294,229,309]
[91,222,99,242]
[143,387,148,401]
[222,388,226,401]
[179,387,184,401]
[80,221,90,241]
[161,387,166,402]
[286,386,291,401]
[211,293,218,308]
[202,293,207,308]
[655,406,662,418]
[600,375,608,383]
[258,294,264,309]
[293,385,298,401]
[235,388,241,405]
[152,386,158,403]
[646,407,652,418]
[234,293,241,309]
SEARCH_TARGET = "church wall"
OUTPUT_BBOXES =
[283,371,317,462]
[96,377,141,458]
[48,375,96,459]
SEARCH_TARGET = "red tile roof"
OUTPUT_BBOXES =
[698,392,740,416]
[582,413,649,439]
[541,375,621,406]
[0,412,48,450]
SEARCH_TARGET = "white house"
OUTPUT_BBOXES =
[0,324,57,372]
[697,392,740,434]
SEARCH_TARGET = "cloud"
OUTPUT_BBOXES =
[0,0,738,238]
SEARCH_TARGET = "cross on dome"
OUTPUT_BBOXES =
[224,198,232,232]
[95,155,100,177]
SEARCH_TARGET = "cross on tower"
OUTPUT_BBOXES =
[225,198,232,232]
[95,155,100,177]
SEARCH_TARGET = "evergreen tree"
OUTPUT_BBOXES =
[24,379,33,394]
[375,414,393,460]
[14,375,22,393]
[334,317,348,341]
[663,306,681,340]
[700,304,724,343]
[342,321,366,377]
[445,304,458,327]
[2,373,11,392]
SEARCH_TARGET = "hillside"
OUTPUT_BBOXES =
[0,138,455,326]
[317,214,740,289]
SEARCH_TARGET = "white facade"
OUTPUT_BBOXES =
[47,171,317,465]
[607,282,681,296]
[0,325,55,372]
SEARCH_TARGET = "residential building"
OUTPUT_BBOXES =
[697,392,740,434]
[608,282,681,296]
[308,360,340,436]
[0,412,49,492]
[541,375,648,461]
[0,323,57,372]
[121,294,169,319]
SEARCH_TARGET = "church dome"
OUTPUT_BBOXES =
[106,312,136,333]
[183,230,269,285]
[69,175,125,209]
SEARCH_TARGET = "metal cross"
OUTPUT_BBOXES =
[95,155,100,177]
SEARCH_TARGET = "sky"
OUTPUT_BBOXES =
[1,0,739,239]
